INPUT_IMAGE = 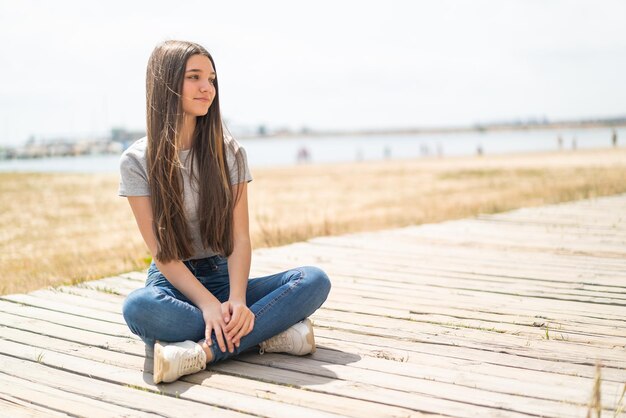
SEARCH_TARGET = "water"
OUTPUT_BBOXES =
[0,127,623,174]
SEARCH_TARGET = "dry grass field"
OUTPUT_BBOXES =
[2,147,626,295]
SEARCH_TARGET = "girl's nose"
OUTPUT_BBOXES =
[200,81,213,92]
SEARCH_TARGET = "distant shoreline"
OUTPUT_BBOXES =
[1,127,624,173]
[240,118,626,139]
[2,121,623,164]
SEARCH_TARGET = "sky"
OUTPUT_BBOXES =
[1,0,625,146]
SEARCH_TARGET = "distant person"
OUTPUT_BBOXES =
[297,146,311,163]
[557,135,563,151]
[612,130,618,148]
[572,137,577,151]
[119,40,330,384]
[476,144,483,156]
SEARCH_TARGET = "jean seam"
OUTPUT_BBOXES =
[246,277,269,292]
[254,268,304,321]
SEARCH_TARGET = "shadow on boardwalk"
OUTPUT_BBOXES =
[1,194,625,417]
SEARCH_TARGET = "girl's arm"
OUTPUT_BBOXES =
[226,181,251,302]
[223,182,255,345]
[126,196,231,352]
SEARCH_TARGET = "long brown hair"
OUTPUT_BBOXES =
[145,40,244,262]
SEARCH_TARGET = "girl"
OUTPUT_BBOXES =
[119,40,331,384]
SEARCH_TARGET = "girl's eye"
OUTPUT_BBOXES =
[187,76,215,84]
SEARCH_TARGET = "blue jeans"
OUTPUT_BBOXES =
[122,255,331,363]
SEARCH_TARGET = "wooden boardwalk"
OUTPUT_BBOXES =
[1,194,625,417]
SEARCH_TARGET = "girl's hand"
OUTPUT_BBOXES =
[221,300,255,349]
[201,301,230,353]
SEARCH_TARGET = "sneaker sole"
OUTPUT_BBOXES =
[304,319,316,354]
[153,340,168,384]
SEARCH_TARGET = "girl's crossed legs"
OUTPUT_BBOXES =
[122,255,331,363]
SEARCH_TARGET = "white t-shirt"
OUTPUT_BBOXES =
[118,134,253,260]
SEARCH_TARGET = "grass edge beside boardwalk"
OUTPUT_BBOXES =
[2,147,626,295]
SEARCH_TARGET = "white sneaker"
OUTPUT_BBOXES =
[259,318,316,356]
[153,339,207,384]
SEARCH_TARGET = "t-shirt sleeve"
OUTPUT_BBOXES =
[226,138,253,185]
[118,151,150,197]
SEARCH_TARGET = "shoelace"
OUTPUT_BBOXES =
[179,351,204,374]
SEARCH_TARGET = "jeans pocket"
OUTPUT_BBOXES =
[215,255,228,268]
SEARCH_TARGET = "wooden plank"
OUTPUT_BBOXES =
[313,332,626,383]
[27,288,124,313]
[85,264,626,327]
[6,280,624,374]
[0,355,251,417]
[252,258,626,300]
[0,294,123,323]
[319,299,626,346]
[3,296,623,392]
[294,234,626,273]
[0,326,422,418]
[317,286,626,335]
[31,272,623,352]
[1,304,616,418]
[38,277,626,340]
[0,338,349,418]
[0,306,528,416]
[0,299,129,336]
[7,278,620,372]
[312,314,626,363]
[211,356,601,417]
[3,297,623,390]
[257,244,626,286]
[0,310,140,354]
[233,351,618,412]
[318,295,623,343]
[7,300,624,392]
[291,272,626,320]
[251,257,626,301]
[0,372,160,417]
[5,286,623,374]
[0,394,71,417]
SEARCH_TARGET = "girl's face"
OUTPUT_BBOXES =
[181,54,216,117]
